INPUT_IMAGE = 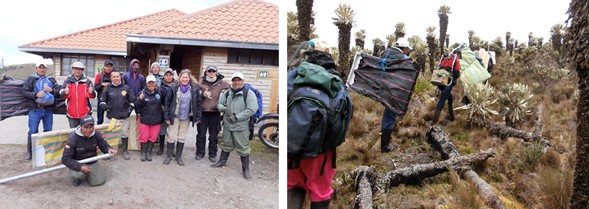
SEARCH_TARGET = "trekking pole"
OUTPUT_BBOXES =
[0,154,112,184]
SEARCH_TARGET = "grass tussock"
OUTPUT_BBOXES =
[535,165,573,209]
[449,170,485,209]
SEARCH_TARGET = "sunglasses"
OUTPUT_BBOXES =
[207,70,217,73]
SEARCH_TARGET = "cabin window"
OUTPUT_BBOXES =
[227,48,278,66]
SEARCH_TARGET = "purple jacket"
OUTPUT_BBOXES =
[123,59,145,96]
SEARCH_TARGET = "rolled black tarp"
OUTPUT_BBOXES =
[348,50,420,115]
[0,75,66,121]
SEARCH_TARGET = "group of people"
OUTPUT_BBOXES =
[24,59,259,187]
[286,39,459,209]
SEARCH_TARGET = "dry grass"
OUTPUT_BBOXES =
[329,47,576,208]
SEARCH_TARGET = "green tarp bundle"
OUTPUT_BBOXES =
[459,48,491,85]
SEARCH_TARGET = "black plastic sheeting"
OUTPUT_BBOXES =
[0,75,66,121]
[349,51,420,115]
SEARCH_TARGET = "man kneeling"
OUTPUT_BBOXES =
[62,115,117,186]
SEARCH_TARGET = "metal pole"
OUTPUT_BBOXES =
[0,154,112,184]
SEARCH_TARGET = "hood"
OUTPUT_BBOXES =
[129,59,140,74]
[202,72,225,84]
[75,126,95,138]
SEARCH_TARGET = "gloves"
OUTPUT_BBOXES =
[126,107,134,118]
[99,103,109,111]
[228,114,237,123]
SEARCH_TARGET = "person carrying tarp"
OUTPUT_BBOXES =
[433,50,461,124]
[379,40,413,153]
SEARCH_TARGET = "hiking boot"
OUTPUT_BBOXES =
[72,179,81,187]
[241,155,252,180]
[211,151,230,168]
[140,143,147,162]
[156,135,165,156]
[146,141,153,162]
[163,142,174,165]
[195,155,204,160]
[176,142,185,166]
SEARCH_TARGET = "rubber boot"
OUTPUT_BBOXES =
[211,151,230,167]
[432,110,442,125]
[25,136,32,160]
[146,141,153,162]
[121,138,130,160]
[448,106,455,121]
[287,187,306,209]
[310,199,331,209]
[163,142,174,165]
[156,135,165,156]
[176,142,185,166]
[241,155,252,180]
[140,142,147,162]
[381,129,397,153]
[171,144,176,158]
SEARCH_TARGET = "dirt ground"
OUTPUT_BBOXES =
[0,143,278,209]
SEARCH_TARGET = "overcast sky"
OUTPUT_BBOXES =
[0,0,279,66]
[286,0,570,50]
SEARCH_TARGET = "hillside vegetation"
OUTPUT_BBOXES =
[331,45,575,209]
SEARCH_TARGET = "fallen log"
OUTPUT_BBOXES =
[375,150,495,193]
[353,166,374,209]
[488,124,551,147]
[427,126,506,209]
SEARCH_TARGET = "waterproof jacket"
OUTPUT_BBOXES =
[160,80,175,122]
[166,84,202,126]
[198,73,230,112]
[134,88,167,125]
[100,82,135,119]
[123,59,145,97]
[22,74,60,109]
[62,127,112,171]
[217,87,258,131]
[60,74,97,119]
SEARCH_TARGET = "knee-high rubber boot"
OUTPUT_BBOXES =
[176,142,185,166]
[146,141,153,161]
[163,142,174,165]
[156,135,165,156]
[380,129,396,153]
[140,143,147,162]
[171,143,176,158]
[310,199,331,209]
[448,105,455,121]
[241,155,252,180]
[121,138,130,160]
[287,187,306,209]
[432,110,442,125]
[25,136,32,161]
[211,151,230,167]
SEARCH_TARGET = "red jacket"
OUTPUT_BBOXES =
[60,75,97,119]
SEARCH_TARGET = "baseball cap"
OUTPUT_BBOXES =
[35,63,47,68]
[80,115,95,127]
[396,40,413,50]
[309,39,330,54]
[146,74,157,83]
[231,72,244,80]
[104,60,114,66]
[72,61,85,69]
[205,65,218,72]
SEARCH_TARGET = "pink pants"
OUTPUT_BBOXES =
[287,151,336,202]
[139,123,161,143]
